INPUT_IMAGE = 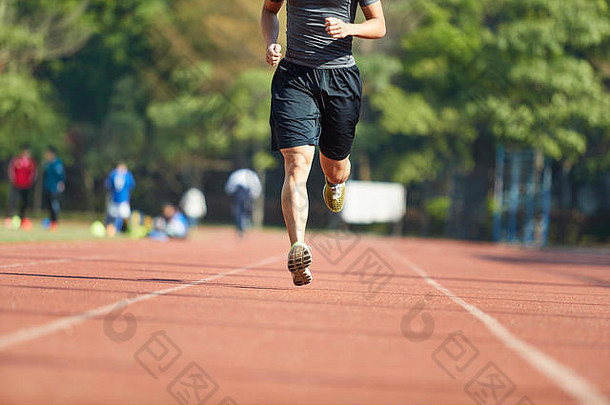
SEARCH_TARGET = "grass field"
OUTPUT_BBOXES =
[0,216,219,243]
[0,219,98,243]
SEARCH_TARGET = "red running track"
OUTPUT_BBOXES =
[0,228,609,404]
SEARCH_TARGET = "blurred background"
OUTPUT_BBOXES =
[1,0,609,245]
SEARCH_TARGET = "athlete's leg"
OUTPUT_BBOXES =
[318,65,362,213]
[281,145,315,245]
[319,152,351,184]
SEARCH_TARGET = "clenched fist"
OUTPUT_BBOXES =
[266,43,282,66]
[325,17,353,39]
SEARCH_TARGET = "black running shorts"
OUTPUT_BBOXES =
[270,59,362,161]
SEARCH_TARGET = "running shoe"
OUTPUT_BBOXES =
[323,177,346,213]
[287,241,312,286]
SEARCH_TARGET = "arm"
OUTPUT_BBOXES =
[57,162,66,193]
[57,162,65,182]
[261,0,285,66]
[8,159,15,184]
[30,161,37,185]
[325,0,386,40]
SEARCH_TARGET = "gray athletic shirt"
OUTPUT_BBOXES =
[283,0,379,69]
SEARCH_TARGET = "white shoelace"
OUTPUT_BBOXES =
[330,183,344,199]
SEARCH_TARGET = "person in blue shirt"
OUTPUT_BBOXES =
[148,204,189,241]
[42,146,65,231]
[104,162,136,235]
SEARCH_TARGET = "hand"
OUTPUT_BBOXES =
[266,43,282,66]
[325,17,352,39]
[58,182,65,193]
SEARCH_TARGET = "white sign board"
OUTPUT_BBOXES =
[340,180,407,224]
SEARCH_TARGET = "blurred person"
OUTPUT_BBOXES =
[262,0,385,285]
[180,187,207,227]
[148,203,189,241]
[6,144,37,230]
[104,162,135,236]
[42,146,65,231]
[224,168,262,237]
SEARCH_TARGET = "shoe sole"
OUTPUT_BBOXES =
[288,243,312,286]
[292,267,312,286]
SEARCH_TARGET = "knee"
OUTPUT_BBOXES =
[326,171,346,185]
[325,161,350,184]
[283,152,312,180]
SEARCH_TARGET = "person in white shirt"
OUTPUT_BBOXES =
[225,169,262,236]
[180,188,207,227]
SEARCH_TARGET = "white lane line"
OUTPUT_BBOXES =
[392,250,610,405]
[0,259,71,270]
[0,255,281,352]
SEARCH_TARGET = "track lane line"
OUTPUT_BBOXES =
[0,255,281,352]
[391,248,610,405]
[0,259,71,270]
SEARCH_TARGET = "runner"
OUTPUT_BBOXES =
[261,0,386,286]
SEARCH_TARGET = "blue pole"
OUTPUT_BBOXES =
[492,146,505,242]
[523,150,535,245]
[508,152,521,242]
[540,158,552,246]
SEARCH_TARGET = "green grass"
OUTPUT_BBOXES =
[0,219,101,243]
[0,213,230,243]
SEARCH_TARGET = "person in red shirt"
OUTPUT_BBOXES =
[6,145,37,229]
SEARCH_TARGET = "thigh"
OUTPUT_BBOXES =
[107,202,119,218]
[118,202,131,219]
[280,145,316,172]
[319,65,362,161]
[271,61,321,151]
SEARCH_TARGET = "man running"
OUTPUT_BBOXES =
[261,0,385,286]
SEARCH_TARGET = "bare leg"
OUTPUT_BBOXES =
[319,152,351,184]
[281,146,315,245]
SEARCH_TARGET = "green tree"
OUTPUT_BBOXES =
[354,0,610,238]
[0,0,92,156]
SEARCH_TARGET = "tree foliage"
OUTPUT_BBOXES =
[1,0,608,235]
[355,0,610,187]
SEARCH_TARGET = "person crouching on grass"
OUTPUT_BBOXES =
[148,204,189,241]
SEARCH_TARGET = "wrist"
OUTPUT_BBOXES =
[346,23,357,37]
